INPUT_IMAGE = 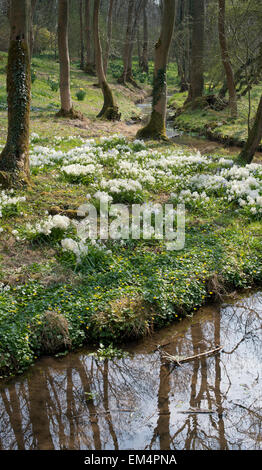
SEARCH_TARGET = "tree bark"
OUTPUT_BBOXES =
[186,0,205,103]
[118,0,135,84]
[29,0,37,62]
[103,0,114,76]
[84,0,96,75]
[57,0,73,116]
[137,0,175,140]
[0,0,31,187]
[93,0,120,120]
[218,0,237,118]
[79,0,84,70]
[126,0,144,85]
[140,0,149,74]
[237,95,262,165]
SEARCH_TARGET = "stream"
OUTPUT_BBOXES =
[0,290,261,450]
[136,97,262,161]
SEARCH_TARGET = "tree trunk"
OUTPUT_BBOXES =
[218,0,237,118]
[125,0,144,85]
[29,0,37,62]
[237,95,262,165]
[57,0,73,116]
[137,0,175,140]
[186,0,205,103]
[140,0,149,74]
[0,0,31,187]
[118,0,135,84]
[103,0,114,76]
[84,0,96,75]
[93,0,120,120]
[79,0,84,70]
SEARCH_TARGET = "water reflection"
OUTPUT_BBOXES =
[0,291,261,450]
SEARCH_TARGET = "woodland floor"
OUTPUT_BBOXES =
[0,55,261,377]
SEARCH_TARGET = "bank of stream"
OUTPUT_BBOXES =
[0,290,261,450]
[136,97,262,162]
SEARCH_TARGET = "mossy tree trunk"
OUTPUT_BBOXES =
[218,0,238,118]
[186,0,205,103]
[136,0,175,140]
[93,0,120,121]
[0,0,31,188]
[237,95,262,165]
[103,0,114,76]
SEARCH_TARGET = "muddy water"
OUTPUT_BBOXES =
[0,291,261,450]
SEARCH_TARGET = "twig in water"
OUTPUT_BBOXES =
[160,345,223,367]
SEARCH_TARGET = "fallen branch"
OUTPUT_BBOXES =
[177,409,215,414]
[160,345,223,366]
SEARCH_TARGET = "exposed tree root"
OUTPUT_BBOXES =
[55,107,84,120]
[136,110,168,141]
[97,105,121,121]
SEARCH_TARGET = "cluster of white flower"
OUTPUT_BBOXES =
[172,189,210,205]
[25,214,72,237]
[99,178,143,196]
[27,134,262,218]
[61,163,103,178]
[93,191,113,203]
[61,237,112,262]
[0,190,26,218]
[187,163,262,214]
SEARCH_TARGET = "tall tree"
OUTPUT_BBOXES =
[218,0,238,118]
[79,0,84,70]
[137,0,175,140]
[103,0,114,76]
[93,0,120,120]
[126,0,144,85]
[140,0,149,74]
[237,95,262,165]
[84,0,96,75]
[118,0,135,84]
[0,0,31,187]
[57,0,72,116]
[57,0,80,118]
[186,0,205,103]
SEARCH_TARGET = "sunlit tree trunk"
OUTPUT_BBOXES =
[218,0,238,118]
[0,0,31,187]
[103,0,114,76]
[93,0,120,120]
[237,95,262,165]
[137,0,175,140]
[186,0,204,103]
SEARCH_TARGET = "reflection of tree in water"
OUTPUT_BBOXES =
[0,293,261,450]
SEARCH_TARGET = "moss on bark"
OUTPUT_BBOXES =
[0,39,31,187]
[97,81,121,121]
[136,110,168,141]
[56,107,84,120]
